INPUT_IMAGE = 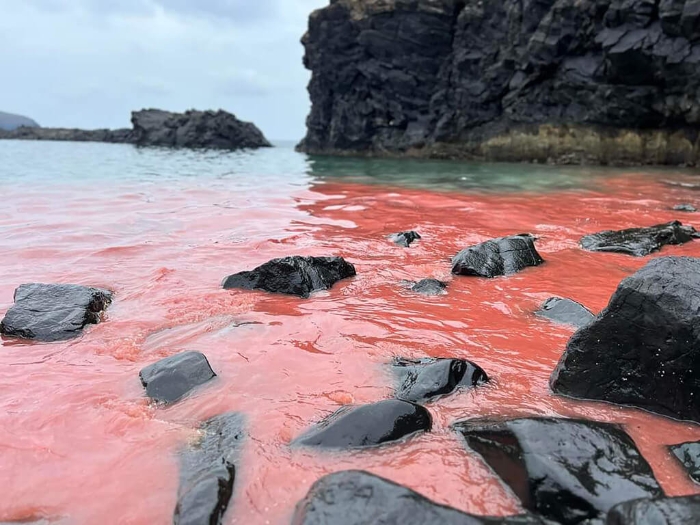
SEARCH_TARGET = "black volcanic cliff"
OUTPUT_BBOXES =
[299,0,700,165]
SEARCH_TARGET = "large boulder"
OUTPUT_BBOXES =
[606,495,700,524]
[0,283,112,342]
[454,418,663,524]
[130,109,271,150]
[535,297,595,328]
[222,256,356,298]
[292,470,547,525]
[580,221,698,256]
[452,235,544,278]
[294,399,431,449]
[175,413,245,525]
[669,441,700,483]
[139,351,216,405]
[551,257,700,422]
[393,357,488,403]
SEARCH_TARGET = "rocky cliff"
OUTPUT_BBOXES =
[299,0,700,165]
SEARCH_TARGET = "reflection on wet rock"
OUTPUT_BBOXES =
[670,441,700,484]
[580,221,698,256]
[535,297,594,328]
[390,230,421,247]
[454,417,663,524]
[452,235,544,278]
[294,399,431,449]
[606,495,700,525]
[139,351,216,405]
[394,357,488,403]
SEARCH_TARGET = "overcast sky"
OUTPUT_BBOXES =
[0,0,328,140]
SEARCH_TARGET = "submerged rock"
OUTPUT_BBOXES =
[670,441,700,484]
[551,257,700,423]
[390,231,421,247]
[674,204,698,212]
[295,399,431,449]
[535,297,595,328]
[452,235,544,278]
[410,279,447,296]
[0,283,112,342]
[175,413,245,525]
[454,418,663,524]
[139,351,216,404]
[580,221,697,256]
[393,357,488,403]
[292,470,547,525]
[222,256,356,298]
[606,495,700,524]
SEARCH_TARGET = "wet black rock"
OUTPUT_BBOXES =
[606,495,700,524]
[674,203,698,212]
[411,279,447,296]
[222,256,356,298]
[670,441,700,484]
[393,357,488,403]
[295,399,431,449]
[292,470,547,525]
[535,297,595,328]
[580,221,698,256]
[551,257,700,423]
[454,418,663,524]
[175,413,245,525]
[0,283,112,342]
[452,235,544,278]
[390,231,421,247]
[139,351,216,405]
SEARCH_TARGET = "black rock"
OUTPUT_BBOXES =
[580,221,698,256]
[295,399,431,449]
[393,357,488,403]
[606,495,700,524]
[222,256,356,298]
[411,279,447,296]
[390,231,421,247]
[673,203,698,212]
[454,418,663,524]
[292,470,548,525]
[551,257,700,423]
[535,297,595,328]
[670,441,700,484]
[452,235,544,278]
[175,413,245,525]
[139,351,216,405]
[0,283,112,342]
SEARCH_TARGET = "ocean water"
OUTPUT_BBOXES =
[1,139,700,524]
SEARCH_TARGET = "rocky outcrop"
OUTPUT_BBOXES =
[0,111,39,130]
[0,283,112,342]
[606,495,700,524]
[535,297,595,328]
[299,0,700,165]
[551,257,700,422]
[292,470,547,525]
[294,399,431,448]
[139,351,217,405]
[393,357,488,402]
[222,256,356,298]
[580,221,698,256]
[670,441,700,483]
[452,235,544,277]
[454,417,663,524]
[0,109,270,150]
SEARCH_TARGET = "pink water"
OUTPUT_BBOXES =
[2,143,700,524]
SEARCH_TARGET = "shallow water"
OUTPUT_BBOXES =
[1,140,700,524]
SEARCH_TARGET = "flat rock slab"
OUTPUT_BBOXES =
[670,441,700,484]
[454,417,662,524]
[551,257,700,423]
[294,399,431,449]
[222,256,356,298]
[606,495,700,524]
[175,413,245,525]
[535,297,595,328]
[411,279,447,295]
[452,235,544,278]
[0,283,112,341]
[580,221,697,256]
[292,470,547,525]
[393,357,488,403]
[390,231,421,247]
[673,204,697,212]
[140,351,216,405]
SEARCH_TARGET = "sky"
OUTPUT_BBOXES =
[0,0,329,140]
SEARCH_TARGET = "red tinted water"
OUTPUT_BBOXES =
[2,171,700,524]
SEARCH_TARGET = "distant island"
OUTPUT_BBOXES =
[0,111,39,131]
[0,109,271,150]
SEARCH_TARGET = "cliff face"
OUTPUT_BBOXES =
[299,0,700,165]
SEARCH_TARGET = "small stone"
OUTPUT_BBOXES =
[535,297,595,328]
[410,279,447,295]
[393,357,488,402]
[673,204,697,212]
[452,235,544,278]
[390,231,421,247]
[140,351,216,404]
